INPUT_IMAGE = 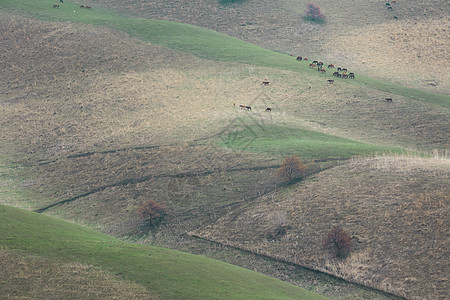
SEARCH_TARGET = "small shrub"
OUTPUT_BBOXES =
[322,226,353,258]
[266,225,291,241]
[305,3,326,21]
[276,155,307,181]
[137,199,167,226]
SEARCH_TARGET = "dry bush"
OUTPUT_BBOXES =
[137,199,167,226]
[322,226,353,258]
[276,155,307,181]
[305,3,326,21]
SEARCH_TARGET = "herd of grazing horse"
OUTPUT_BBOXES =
[297,56,355,80]
[237,55,392,109]
[53,1,91,9]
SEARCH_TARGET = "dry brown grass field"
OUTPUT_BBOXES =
[91,0,450,94]
[0,249,155,299]
[191,156,449,299]
[0,1,449,299]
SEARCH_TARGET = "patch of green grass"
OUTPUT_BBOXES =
[218,125,403,159]
[0,204,327,300]
[2,0,448,108]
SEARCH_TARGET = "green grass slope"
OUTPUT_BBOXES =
[1,249,156,299]
[219,124,403,159]
[1,0,449,108]
[0,204,327,300]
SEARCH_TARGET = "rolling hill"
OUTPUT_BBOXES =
[0,204,327,299]
[0,0,448,299]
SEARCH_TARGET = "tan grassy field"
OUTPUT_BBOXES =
[90,0,450,94]
[0,249,155,299]
[191,156,450,299]
[0,3,448,299]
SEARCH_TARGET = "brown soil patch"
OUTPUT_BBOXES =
[191,156,450,299]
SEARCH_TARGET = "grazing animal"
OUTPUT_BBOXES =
[239,105,246,109]
[296,56,302,61]
[328,64,334,68]
[85,5,91,8]
[265,107,272,112]
[318,62,324,66]
[303,58,308,61]
[388,6,393,10]
[53,4,59,8]
[333,71,339,76]
[349,73,355,79]
[337,67,342,71]
[262,81,270,86]
[320,69,326,73]
[342,74,348,78]
[312,60,319,64]
[80,5,84,8]
[342,68,348,72]
[245,106,251,111]
[327,80,334,84]
[385,98,393,102]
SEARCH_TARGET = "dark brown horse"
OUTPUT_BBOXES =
[385,98,393,102]
[296,56,302,61]
[265,107,272,112]
[327,80,334,84]
[328,64,334,68]
[262,81,270,86]
[348,73,355,79]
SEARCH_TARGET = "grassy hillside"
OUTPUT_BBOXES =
[0,204,327,300]
[92,0,450,95]
[0,1,448,299]
[1,249,155,299]
[1,0,449,108]
[219,124,403,159]
[191,156,450,299]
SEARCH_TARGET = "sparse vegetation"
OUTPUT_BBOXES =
[138,199,167,226]
[0,0,448,299]
[304,3,326,22]
[276,155,307,181]
[322,226,353,258]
